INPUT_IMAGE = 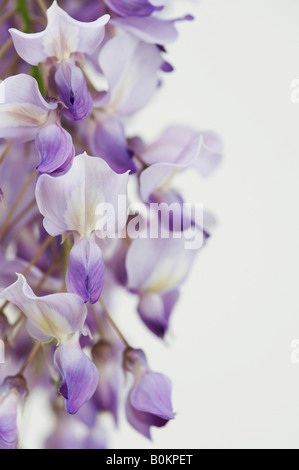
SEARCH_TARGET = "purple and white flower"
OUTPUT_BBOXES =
[36,153,129,303]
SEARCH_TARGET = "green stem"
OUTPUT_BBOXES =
[31,65,45,96]
[15,0,45,95]
[15,0,31,33]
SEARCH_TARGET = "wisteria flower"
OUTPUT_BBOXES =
[9,0,110,121]
[0,0,221,449]
[36,153,129,303]
[0,274,98,414]
[126,234,197,337]
[124,348,174,439]
[0,74,74,175]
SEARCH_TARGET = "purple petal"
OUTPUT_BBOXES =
[66,238,105,304]
[126,370,174,438]
[55,63,93,121]
[91,117,136,174]
[35,123,74,175]
[161,61,174,73]
[126,397,151,439]
[137,291,179,338]
[105,0,163,17]
[131,371,174,420]
[54,337,99,415]
[126,397,170,439]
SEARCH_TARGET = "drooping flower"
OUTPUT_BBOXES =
[35,153,129,304]
[54,334,99,415]
[0,75,74,175]
[123,348,174,439]
[126,234,197,337]
[0,274,98,414]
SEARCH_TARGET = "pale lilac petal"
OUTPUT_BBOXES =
[140,126,197,165]
[91,116,136,174]
[137,290,179,338]
[193,131,224,177]
[10,1,110,65]
[54,336,99,415]
[141,126,223,177]
[139,136,202,200]
[126,236,195,293]
[0,274,87,343]
[36,153,129,238]
[36,123,74,175]
[98,34,163,115]
[0,74,57,143]
[55,63,93,121]
[140,163,179,202]
[9,29,47,66]
[66,238,105,304]
[105,0,163,17]
[111,16,178,44]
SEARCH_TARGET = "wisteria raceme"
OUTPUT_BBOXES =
[0,0,223,449]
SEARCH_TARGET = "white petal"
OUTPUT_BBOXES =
[0,274,87,343]
[10,1,110,65]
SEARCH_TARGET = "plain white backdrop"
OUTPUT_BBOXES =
[20,0,299,449]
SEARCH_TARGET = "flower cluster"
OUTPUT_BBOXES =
[0,0,222,449]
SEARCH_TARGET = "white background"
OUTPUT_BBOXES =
[21,0,299,449]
